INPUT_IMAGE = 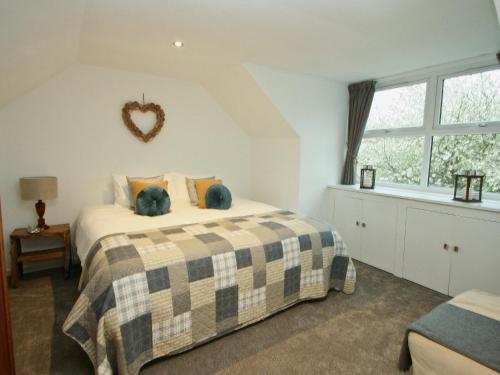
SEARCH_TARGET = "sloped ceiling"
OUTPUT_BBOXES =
[0,0,85,107]
[1,0,499,123]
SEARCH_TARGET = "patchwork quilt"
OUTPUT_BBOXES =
[63,210,356,375]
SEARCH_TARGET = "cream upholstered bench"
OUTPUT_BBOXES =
[402,289,500,375]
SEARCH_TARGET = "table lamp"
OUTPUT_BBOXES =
[20,176,58,230]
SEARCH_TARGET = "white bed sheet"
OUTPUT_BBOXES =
[75,198,279,263]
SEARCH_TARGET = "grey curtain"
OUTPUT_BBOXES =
[341,80,376,185]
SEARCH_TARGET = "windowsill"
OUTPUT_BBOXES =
[327,184,500,214]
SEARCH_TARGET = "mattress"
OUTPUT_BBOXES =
[409,289,500,375]
[75,198,279,264]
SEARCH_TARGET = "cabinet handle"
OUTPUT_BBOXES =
[453,246,459,253]
[443,243,449,250]
[356,221,360,226]
[361,223,366,228]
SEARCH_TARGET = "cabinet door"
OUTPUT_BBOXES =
[333,195,362,260]
[449,217,500,296]
[403,208,452,295]
[361,198,398,273]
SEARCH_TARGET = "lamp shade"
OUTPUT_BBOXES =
[20,177,58,201]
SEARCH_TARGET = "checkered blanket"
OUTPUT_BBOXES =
[63,210,356,375]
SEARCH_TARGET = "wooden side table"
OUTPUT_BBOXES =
[10,224,71,288]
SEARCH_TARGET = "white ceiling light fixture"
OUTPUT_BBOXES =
[173,40,183,48]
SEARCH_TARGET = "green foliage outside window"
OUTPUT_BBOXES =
[358,137,424,185]
[366,83,426,130]
[430,134,500,193]
[441,70,500,125]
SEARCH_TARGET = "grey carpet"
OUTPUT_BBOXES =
[9,261,448,374]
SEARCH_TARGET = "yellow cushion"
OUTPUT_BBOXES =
[129,180,168,209]
[195,179,222,208]
[126,175,164,208]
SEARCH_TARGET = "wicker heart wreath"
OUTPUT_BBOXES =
[122,101,165,143]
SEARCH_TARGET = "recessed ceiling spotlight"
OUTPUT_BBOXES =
[173,40,183,48]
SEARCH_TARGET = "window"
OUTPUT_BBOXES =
[429,134,500,193]
[365,83,427,130]
[440,69,500,125]
[358,136,424,185]
[358,63,500,196]
[359,82,427,186]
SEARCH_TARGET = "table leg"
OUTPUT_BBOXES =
[10,238,19,288]
[64,233,71,279]
[18,239,23,277]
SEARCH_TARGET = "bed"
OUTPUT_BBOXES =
[63,174,356,375]
[401,289,500,375]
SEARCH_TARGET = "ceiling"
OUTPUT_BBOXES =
[80,0,500,81]
[1,0,499,108]
[0,0,85,107]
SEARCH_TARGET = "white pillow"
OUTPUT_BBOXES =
[166,172,191,204]
[112,175,130,208]
[184,175,215,205]
[112,174,169,208]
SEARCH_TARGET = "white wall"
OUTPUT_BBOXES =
[251,138,300,211]
[246,64,348,220]
[0,62,349,274]
[0,64,252,268]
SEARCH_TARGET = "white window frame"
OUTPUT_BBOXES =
[360,58,500,199]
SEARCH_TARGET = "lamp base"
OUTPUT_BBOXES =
[35,200,50,230]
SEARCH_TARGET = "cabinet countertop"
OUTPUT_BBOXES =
[327,184,500,214]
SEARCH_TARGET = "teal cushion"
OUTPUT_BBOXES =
[205,184,232,209]
[136,187,170,216]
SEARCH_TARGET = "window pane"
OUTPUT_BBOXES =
[440,69,500,125]
[357,136,424,185]
[365,83,426,130]
[429,133,500,193]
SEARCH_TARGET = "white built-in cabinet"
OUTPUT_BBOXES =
[448,216,500,296]
[403,208,452,294]
[329,186,500,296]
[333,195,397,273]
[332,196,362,259]
[404,208,500,296]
